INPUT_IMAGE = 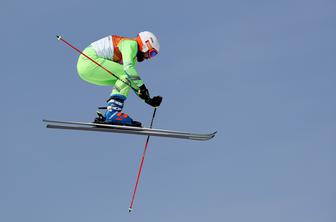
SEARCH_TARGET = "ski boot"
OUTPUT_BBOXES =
[94,95,142,127]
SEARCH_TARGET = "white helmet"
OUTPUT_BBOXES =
[138,31,160,57]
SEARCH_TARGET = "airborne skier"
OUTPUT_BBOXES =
[49,33,215,213]
[76,31,162,127]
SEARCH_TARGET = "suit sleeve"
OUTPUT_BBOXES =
[118,40,144,89]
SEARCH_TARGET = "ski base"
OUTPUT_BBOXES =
[43,120,216,141]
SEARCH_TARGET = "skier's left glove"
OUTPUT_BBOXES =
[145,96,163,107]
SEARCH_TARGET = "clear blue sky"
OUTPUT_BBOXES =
[1,0,335,221]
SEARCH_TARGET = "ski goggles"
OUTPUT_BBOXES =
[145,40,158,58]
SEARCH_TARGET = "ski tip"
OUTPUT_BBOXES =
[128,208,133,213]
[200,131,217,141]
[211,131,217,138]
[56,35,62,40]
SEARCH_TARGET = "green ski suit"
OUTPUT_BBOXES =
[77,36,144,98]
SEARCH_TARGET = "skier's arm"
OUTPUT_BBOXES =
[118,40,144,89]
[119,40,162,107]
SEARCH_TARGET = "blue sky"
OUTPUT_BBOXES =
[1,0,335,221]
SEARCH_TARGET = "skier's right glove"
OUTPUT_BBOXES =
[145,96,163,107]
[138,84,150,101]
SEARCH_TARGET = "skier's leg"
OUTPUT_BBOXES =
[77,47,132,97]
[76,47,124,86]
[103,75,143,126]
[77,47,140,126]
[102,72,142,125]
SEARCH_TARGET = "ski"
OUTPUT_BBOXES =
[43,119,216,141]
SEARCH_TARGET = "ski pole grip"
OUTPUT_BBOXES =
[56,35,62,40]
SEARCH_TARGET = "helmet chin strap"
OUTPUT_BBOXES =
[136,50,146,62]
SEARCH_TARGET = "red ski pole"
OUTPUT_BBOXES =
[57,35,158,212]
[129,107,157,213]
[56,35,138,92]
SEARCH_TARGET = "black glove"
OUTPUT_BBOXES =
[138,84,150,101]
[145,96,163,107]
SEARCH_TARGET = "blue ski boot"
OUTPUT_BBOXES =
[94,95,142,127]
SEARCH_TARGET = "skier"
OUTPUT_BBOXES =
[76,31,162,127]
